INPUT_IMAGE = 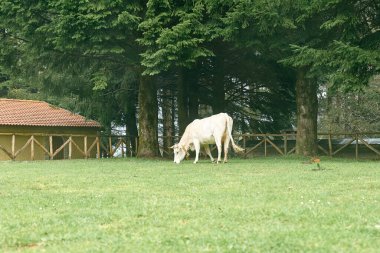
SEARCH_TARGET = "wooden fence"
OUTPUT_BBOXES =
[0,132,379,161]
[0,133,98,160]
[0,133,140,161]
[233,132,380,160]
[159,132,380,160]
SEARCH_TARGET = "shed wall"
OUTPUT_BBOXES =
[0,126,99,161]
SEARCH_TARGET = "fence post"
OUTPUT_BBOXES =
[135,137,139,155]
[243,135,247,158]
[264,134,267,157]
[121,138,125,158]
[109,137,112,157]
[96,136,100,159]
[328,133,333,157]
[284,134,288,155]
[355,133,359,160]
[84,136,88,159]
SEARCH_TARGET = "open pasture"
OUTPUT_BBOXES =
[0,157,379,252]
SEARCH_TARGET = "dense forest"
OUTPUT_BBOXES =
[1,0,379,157]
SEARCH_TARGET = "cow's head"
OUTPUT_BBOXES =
[170,144,188,164]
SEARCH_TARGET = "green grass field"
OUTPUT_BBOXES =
[0,157,379,252]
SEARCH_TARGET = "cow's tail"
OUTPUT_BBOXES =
[226,115,244,153]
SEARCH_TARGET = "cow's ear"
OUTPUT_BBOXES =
[169,145,174,149]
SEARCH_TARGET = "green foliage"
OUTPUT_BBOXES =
[138,0,215,75]
[283,41,380,91]
[223,0,380,91]
[319,14,349,30]
[285,1,379,91]
[1,0,379,139]
[0,0,143,129]
[91,71,109,91]
[1,158,379,252]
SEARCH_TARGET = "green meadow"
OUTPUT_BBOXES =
[0,157,379,252]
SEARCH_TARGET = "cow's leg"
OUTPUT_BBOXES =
[203,145,214,163]
[215,137,222,163]
[193,140,201,164]
[223,134,230,163]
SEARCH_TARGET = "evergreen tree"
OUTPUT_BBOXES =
[2,0,377,159]
[221,0,380,156]
[0,0,159,157]
[139,0,296,134]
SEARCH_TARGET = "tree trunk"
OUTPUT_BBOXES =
[177,68,189,135]
[162,88,174,156]
[137,75,159,157]
[212,55,225,114]
[126,110,138,156]
[187,67,199,121]
[296,68,318,156]
[326,86,332,132]
[125,81,138,156]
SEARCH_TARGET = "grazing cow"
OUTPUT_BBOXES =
[171,113,244,164]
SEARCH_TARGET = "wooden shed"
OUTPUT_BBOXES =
[0,99,102,160]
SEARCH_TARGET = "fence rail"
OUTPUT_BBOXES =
[0,132,379,161]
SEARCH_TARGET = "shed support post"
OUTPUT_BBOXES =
[31,135,35,161]
[12,134,15,160]
[49,136,53,160]
[68,136,72,159]
[84,136,88,159]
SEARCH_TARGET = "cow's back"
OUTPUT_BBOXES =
[188,113,228,139]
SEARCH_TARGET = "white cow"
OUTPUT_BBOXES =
[171,113,244,164]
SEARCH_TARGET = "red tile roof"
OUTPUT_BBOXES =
[0,99,101,128]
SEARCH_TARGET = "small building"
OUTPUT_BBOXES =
[0,99,102,160]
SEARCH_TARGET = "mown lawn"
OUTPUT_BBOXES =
[0,157,379,252]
